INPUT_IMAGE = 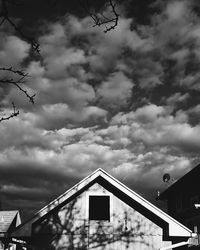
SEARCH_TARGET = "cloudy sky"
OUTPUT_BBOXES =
[1,0,200,220]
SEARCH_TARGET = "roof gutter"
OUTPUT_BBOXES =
[160,234,199,250]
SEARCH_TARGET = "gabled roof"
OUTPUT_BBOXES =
[12,168,192,238]
[0,210,21,236]
[159,163,200,199]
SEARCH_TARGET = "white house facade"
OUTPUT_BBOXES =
[11,169,196,250]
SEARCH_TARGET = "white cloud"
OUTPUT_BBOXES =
[97,71,133,110]
[43,47,86,79]
[37,104,107,128]
[110,104,200,153]
[0,34,30,67]
[165,92,189,107]
[135,104,165,123]
[165,1,188,21]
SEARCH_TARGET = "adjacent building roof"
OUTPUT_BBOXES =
[159,163,200,200]
[0,211,21,236]
[12,168,192,239]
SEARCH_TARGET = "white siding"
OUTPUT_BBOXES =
[32,183,172,249]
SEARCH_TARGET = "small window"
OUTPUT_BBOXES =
[89,195,110,221]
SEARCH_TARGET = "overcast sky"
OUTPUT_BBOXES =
[1,0,200,220]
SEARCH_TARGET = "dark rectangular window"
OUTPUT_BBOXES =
[89,195,110,221]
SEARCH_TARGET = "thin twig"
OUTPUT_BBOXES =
[0,66,29,77]
[0,102,19,122]
[0,0,40,53]
[6,15,40,53]
[80,0,119,33]
[0,76,35,104]
[0,66,36,104]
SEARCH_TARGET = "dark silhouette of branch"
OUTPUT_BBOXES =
[0,0,40,53]
[0,67,28,76]
[0,67,35,122]
[48,0,119,33]
[82,0,119,33]
[0,102,19,122]
[0,0,38,122]
[0,67,35,104]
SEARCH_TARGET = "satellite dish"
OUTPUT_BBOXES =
[163,173,170,183]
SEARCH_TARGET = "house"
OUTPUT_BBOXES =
[11,168,196,250]
[159,163,200,234]
[0,210,21,250]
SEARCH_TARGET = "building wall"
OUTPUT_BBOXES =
[32,183,172,250]
[162,167,200,234]
[166,187,200,232]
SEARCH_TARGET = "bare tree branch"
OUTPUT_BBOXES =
[0,0,40,53]
[82,0,119,33]
[0,1,39,122]
[0,67,28,77]
[0,67,36,104]
[0,102,19,122]
[0,67,35,122]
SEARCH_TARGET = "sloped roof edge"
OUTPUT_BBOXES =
[13,168,192,238]
[0,210,21,234]
[159,163,200,199]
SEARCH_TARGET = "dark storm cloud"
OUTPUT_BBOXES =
[0,158,80,219]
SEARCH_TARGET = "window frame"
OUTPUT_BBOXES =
[86,192,113,222]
